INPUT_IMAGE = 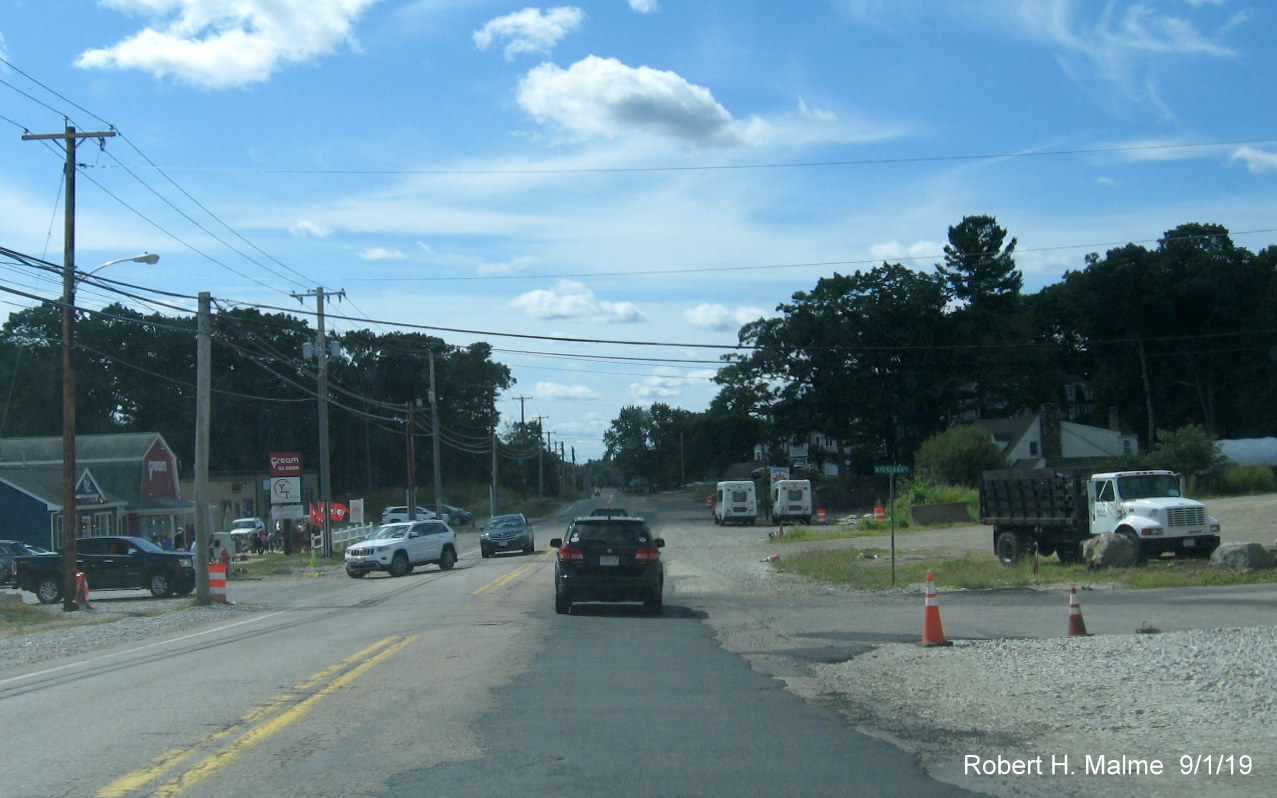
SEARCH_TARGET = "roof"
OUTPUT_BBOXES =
[0,433,167,466]
[1218,438,1277,467]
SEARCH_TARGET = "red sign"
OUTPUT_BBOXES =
[269,452,302,477]
[310,502,349,525]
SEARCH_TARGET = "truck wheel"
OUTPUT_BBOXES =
[996,531,1025,566]
[1119,529,1146,565]
[388,551,411,577]
[149,572,174,597]
[36,577,63,604]
[1056,544,1081,564]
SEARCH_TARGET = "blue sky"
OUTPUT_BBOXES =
[1,0,1275,464]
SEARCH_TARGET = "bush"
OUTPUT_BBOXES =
[914,424,1008,487]
[1215,465,1277,496]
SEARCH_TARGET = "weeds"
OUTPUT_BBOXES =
[772,547,1277,591]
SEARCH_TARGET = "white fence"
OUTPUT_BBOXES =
[312,523,374,553]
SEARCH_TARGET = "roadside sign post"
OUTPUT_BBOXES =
[874,465,911,586]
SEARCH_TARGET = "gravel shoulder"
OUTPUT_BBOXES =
[657,492,1277,798]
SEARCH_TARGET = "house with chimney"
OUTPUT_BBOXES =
[973,405,1139,469]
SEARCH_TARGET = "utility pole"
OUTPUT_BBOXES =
[533,416,548,500]
[428,350,444,521]
[23,124,116,612]
[293,287,344,558]
[405,400,418,520]
[513,395,531,426]
[194,292,211,604]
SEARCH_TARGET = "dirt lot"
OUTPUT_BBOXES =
[817,492,1277,559]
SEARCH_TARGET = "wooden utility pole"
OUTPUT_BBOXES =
[293,287,344,557]
[22,124,116,612]
[194,292,211,603]
[428,350,443,521]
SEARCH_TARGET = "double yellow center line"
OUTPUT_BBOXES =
[471,549,552,596]
[98,635,417,798]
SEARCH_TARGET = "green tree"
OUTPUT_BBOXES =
[1143,424,1227,483]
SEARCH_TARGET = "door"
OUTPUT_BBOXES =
[408,522,445,565]
[1089,479,1118,535]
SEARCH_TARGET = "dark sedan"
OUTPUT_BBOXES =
[480,513,534,557]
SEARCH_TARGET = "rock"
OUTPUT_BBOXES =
[1083,532,1136,569]
[1209,541,1277,570]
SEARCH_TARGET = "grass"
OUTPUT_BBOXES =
[772,547,1277,591]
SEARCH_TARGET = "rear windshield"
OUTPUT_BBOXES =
[568,522,651,545]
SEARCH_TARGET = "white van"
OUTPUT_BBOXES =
[769,479,812,525]
[714,481,757,526]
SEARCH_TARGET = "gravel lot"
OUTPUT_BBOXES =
[661,492,1277,798]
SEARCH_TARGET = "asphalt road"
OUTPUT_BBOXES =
[4,492,1273,798]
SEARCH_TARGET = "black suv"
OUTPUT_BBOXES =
[550,516,664,615]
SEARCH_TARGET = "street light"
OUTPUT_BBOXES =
[59,252,160,611]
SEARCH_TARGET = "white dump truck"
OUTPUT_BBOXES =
[980,468,1220,564]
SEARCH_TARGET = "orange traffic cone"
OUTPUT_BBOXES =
[921,571,952,647]
[74,570,91,608]
[1067,587,1091,637]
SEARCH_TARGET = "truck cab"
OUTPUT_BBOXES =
[1087,470,1220,560]
[769,479,812,525]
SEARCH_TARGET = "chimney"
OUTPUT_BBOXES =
[1040,403,1062,462]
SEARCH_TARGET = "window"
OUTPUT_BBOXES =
[1029,441,1039,456]
[1095,481,1115,502]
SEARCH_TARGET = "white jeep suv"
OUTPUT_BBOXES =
[345,520,457,578]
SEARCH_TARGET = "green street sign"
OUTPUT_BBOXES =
[874,465,911,474]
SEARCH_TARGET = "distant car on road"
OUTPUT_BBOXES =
[380,505,438,524]
[424,504,473,526]
[480,513,534,557]
[344,520,457,578]
[589,507,630,518]
[551,516,665,615]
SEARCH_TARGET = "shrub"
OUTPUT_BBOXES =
[1216,465,1277,496]
[914,424,1008,487]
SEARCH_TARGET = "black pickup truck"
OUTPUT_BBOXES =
[12,535,197,604]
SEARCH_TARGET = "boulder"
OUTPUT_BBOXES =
[1083,532,1136,569]
[1209,542,1277,571]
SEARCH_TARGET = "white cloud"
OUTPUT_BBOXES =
[289,219,332,238]
[1230,146,1277,174]
[631,368,694,399]
[473,7,585,61]
[359,247,405,260]
[76,0,380,88]
[509,279,645,323]
[629,0,660,13]
[536,381,600,400]
[683,303,769,332]
[518,55,756,146]
[869,239,943,265]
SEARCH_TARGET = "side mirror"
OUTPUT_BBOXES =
[549,538,563,549]
[654,538,666,548]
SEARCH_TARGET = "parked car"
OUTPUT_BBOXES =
[11,536,197,603]
[424,504,473,526]
[380,505,438,523]
[344,520,457,578]
[1,539,43,586]
[551,516,665,615]
[480,514,534,557]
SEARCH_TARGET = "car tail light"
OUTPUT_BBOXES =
[558,545,585,563]
[633,546,661,562]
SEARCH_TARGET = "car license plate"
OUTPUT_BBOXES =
[499,541,508,547]
[1184,539,1195,547]
[599,555,619,566]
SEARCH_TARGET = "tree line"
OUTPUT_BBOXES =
[602,218,1277,490]
[0,302,571,498]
